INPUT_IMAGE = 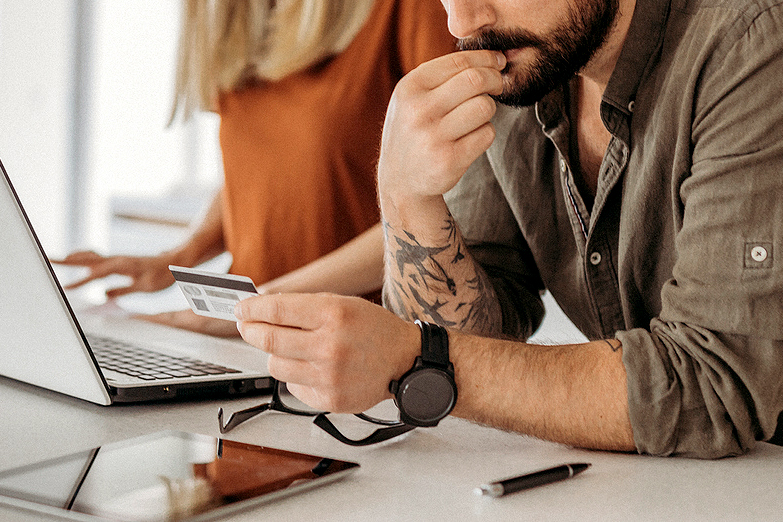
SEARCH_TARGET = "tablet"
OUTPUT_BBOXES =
[0,431,359,521]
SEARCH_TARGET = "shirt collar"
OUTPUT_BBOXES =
[602,0,672,119]
[533,0,672,136]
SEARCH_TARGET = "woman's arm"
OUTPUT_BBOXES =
[257,223,384,296]
[55,188,226,298]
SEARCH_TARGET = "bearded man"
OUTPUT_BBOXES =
[234,0,783,458]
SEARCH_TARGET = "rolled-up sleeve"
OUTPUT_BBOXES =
[619,326,783,457]
[619,5,783,457]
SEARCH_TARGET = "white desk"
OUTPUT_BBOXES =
[1,373,783,522]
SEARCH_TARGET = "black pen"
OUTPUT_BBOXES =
[474,463,590,497]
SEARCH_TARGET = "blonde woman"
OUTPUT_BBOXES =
[58,0,455,335]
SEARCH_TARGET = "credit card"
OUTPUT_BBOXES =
[169,265,258,321]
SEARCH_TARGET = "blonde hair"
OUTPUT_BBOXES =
[171,0,376,121]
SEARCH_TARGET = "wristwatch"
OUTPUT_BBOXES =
[389,320,457,427]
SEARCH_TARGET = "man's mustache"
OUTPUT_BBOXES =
[458,29,545,52]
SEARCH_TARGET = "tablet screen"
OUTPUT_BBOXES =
[0,431,358,521]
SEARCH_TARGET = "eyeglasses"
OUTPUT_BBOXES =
[218,381,415,446]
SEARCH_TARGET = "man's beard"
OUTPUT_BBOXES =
[458,0,619,107]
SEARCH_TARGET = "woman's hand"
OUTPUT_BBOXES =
[52,250,178,299]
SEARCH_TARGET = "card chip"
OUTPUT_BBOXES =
[191,298,210,312]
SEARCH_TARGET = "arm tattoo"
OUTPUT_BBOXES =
[393,232,455,294]
[383,215,501,334]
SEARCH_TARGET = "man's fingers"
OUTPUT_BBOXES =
[435,65,503,109]
[266,356,318,389]
[452,122,498,172]
[438,94,498,142]
[235,293,348,331]
[237,319,322,361]
[402,51,504,122]
[235,294,415,414]
[414,50,506,90]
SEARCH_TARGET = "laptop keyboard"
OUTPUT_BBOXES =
[88,336,241,381]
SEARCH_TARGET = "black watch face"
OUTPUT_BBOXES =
[399,368,456,424]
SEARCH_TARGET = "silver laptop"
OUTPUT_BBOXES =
[0,158,272,405]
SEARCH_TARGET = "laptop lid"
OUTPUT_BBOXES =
[0,158,271,405]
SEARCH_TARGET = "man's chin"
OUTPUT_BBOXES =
[489,77,539,107]
[491,84,553,108]
[491,93,538,108]
[501,48,536,74]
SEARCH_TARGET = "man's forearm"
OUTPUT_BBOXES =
[375,49,506,332]
[381,202,503,335]
[380,196,635,450]
[449,331,637,451]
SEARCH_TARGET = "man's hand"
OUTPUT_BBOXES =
[141,309,242,338]
[52,250,177,299]
[376,50,506,332]
[235,293,421,414]
[378,50,506,207]
[233,294,636,452]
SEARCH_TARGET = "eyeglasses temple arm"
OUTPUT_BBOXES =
[354,413,402,426]
[313,413,416,446]
[218,403,273,434]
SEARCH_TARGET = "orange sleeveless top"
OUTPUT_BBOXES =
[218,0,455,284]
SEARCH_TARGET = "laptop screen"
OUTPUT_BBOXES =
[0,159,111,404]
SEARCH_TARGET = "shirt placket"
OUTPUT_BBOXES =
[583,134,627,338]
[552,110,629,339]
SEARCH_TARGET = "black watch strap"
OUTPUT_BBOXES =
[415,320,450,368]
[390,320,457,427]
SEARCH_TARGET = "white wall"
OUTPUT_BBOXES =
[0,0,76,256]
[86,0,221,252]
[0,0,221,259]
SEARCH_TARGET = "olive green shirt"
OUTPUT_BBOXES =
[445,0,783,457]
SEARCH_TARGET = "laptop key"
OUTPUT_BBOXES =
[88,335,241,382]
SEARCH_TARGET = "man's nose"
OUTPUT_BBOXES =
[441,0,496,39]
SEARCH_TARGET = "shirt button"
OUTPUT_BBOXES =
[559,158,567,173]
[628,100,635,112]
[590,252,602,265]
[751,246,769,262]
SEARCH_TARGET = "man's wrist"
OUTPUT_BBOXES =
[389,320,425,398]
[377,171,447,213]
[380,195,452,243]
[389,320,457,427]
